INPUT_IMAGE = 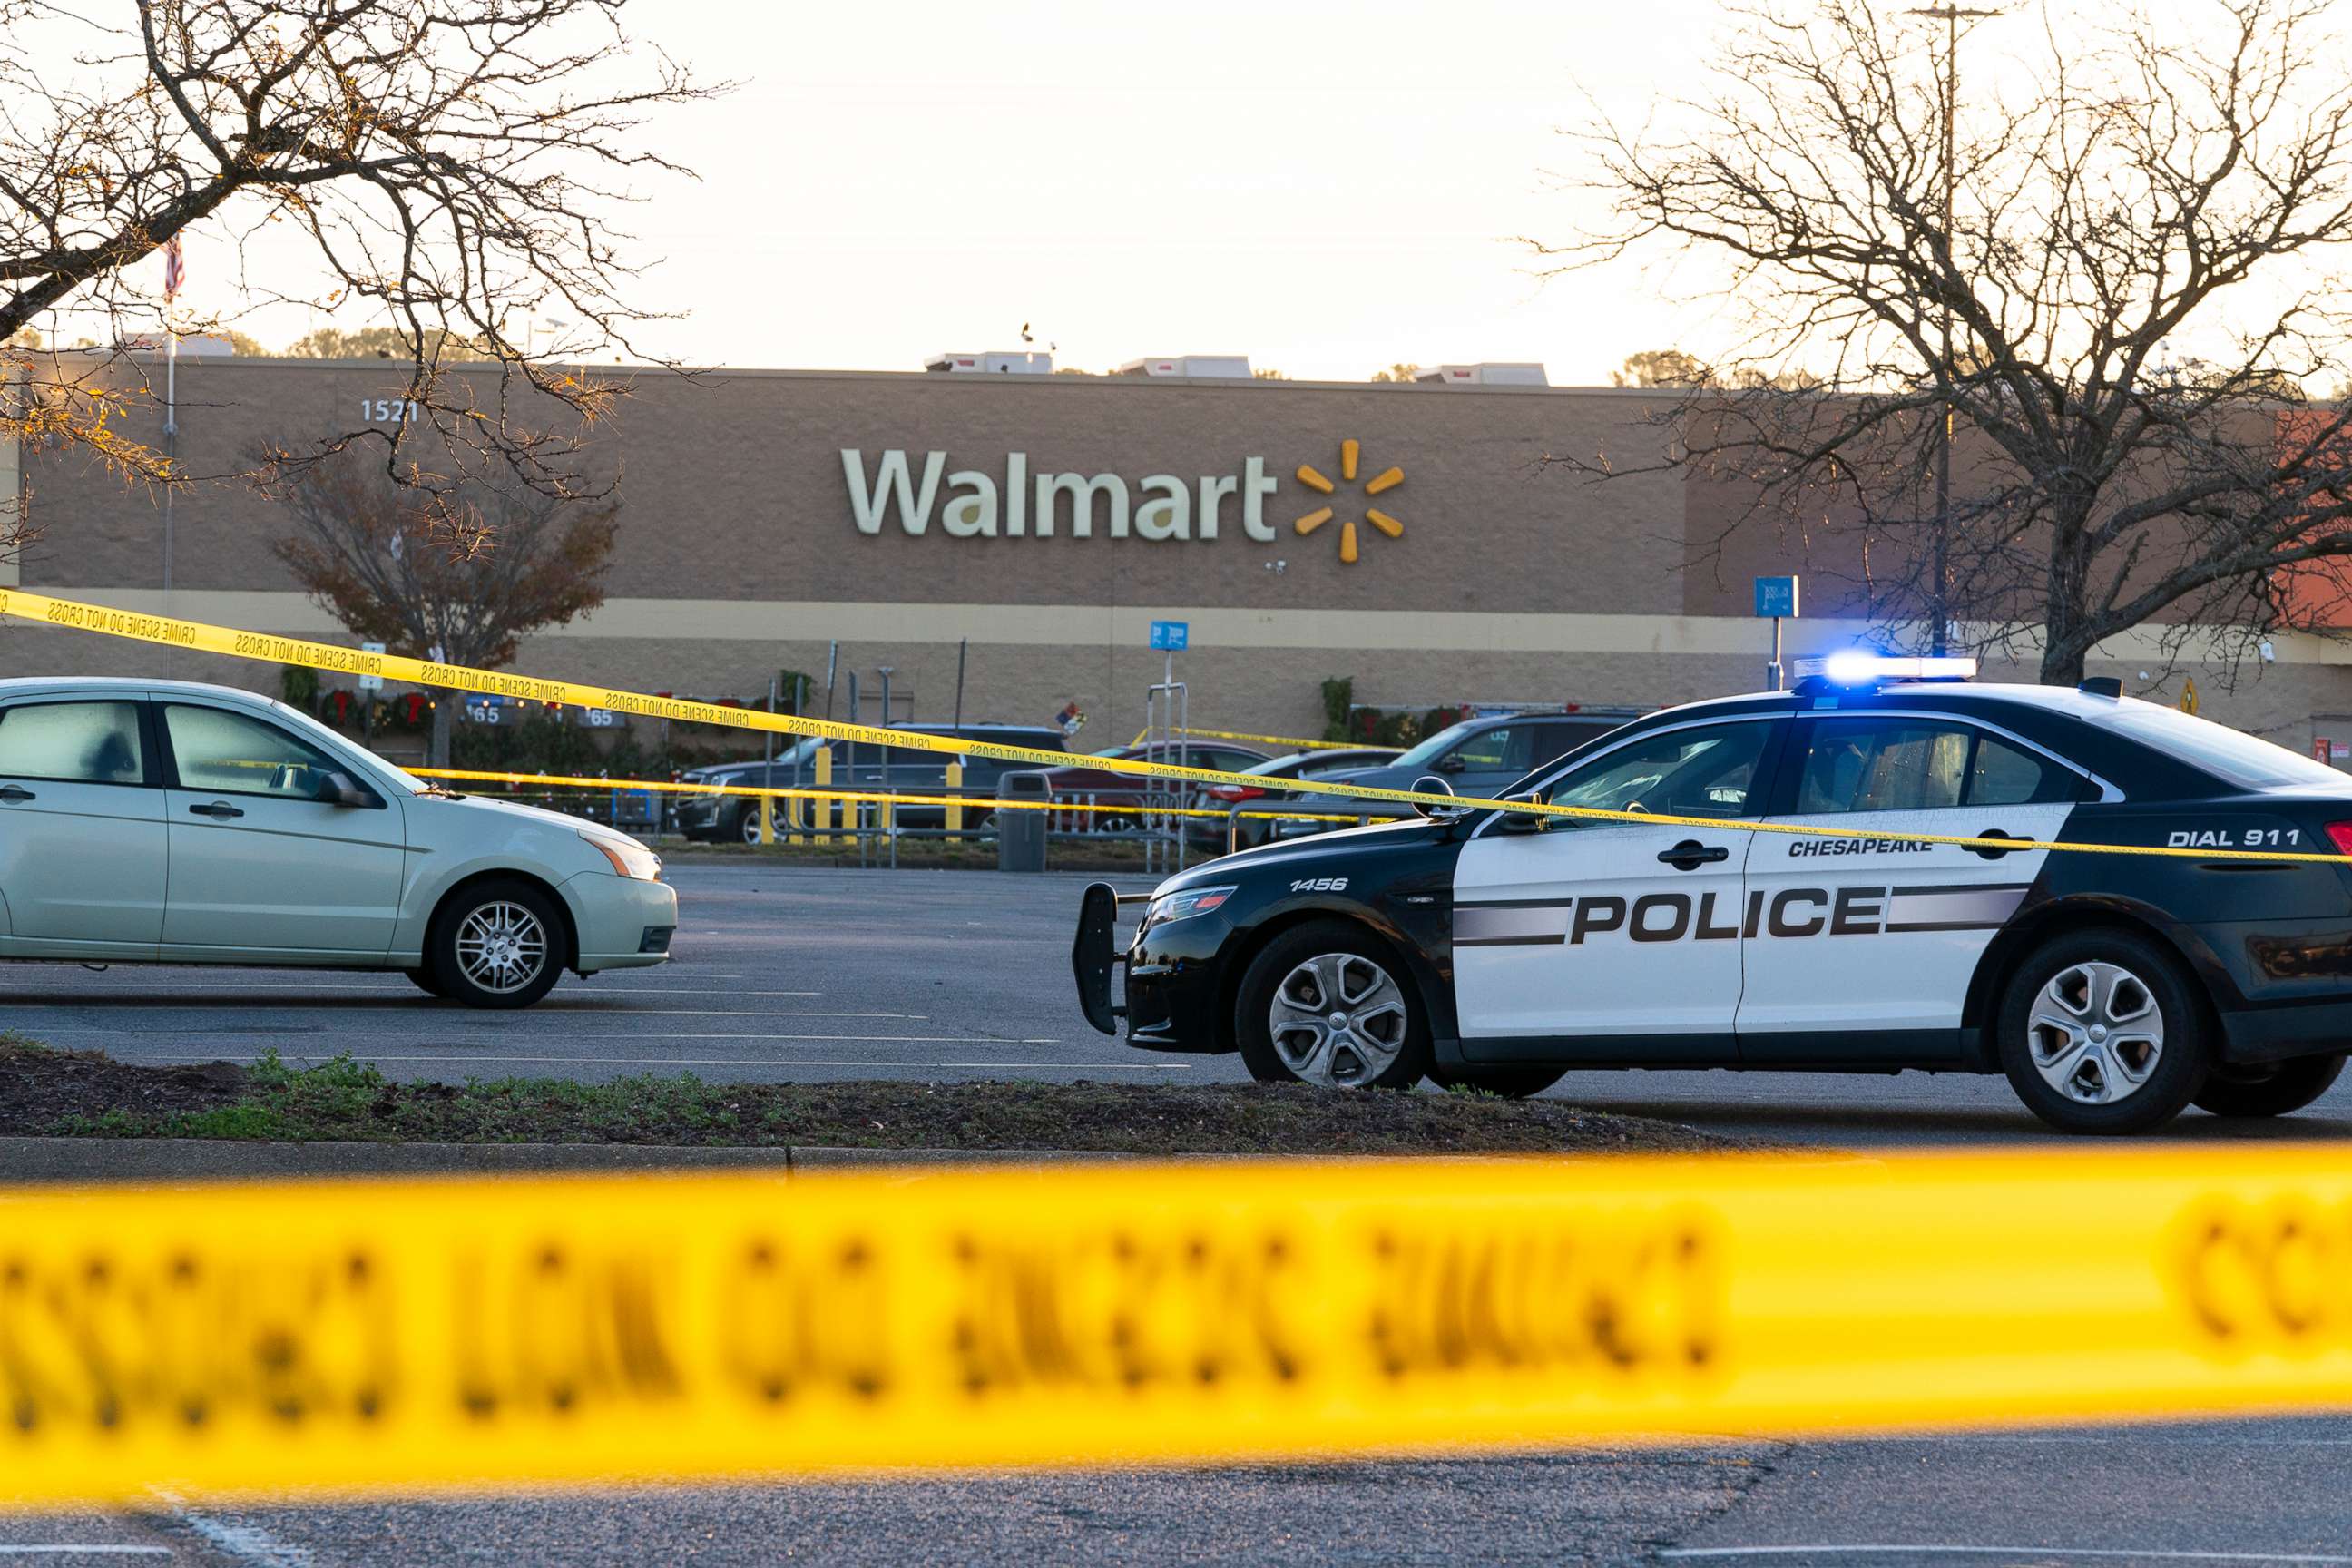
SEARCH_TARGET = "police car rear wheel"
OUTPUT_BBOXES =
[1997,930,2207,1134]
[2192,1053,2345,1119]
[1236,921,1429,1091]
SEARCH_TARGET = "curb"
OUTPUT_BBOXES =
[0,1137,1126,1183]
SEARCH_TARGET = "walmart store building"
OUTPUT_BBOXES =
[6,352,2349,756]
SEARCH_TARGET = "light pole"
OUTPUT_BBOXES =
[1910,4,2001,656]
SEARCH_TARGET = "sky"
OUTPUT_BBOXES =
[187,0,1751,385]
[603,0,1741,383]
[64,0,2334,387]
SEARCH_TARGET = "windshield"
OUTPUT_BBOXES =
[270,697,434,793]
[2104,703,2343,790]
[685,738,824,779]
[1391,720,1483,769]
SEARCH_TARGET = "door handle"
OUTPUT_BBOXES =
[188,801,244,819]
[0,784,33,802]
[1968,827,2023,860]
[1658,839,1730,869]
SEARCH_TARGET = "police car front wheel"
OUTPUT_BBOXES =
[1996,929,2209,1134]
[1236,921,1430,1091]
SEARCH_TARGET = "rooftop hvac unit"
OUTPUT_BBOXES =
[1411,362,1550,387]
[925,351,1054,375]
[1116,355,1254,379]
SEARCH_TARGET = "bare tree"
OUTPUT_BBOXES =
[1,0,727,556]
[1611,348,1710,388]
[1548,0,2352,685]
[258,445,616,764]
[275,325,486,361]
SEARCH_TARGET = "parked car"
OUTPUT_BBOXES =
[1272,710,1642,838]
[1037,741,1274,830]
[0,678,674,1008]
[1184,747,1406,852]
[674,723,1071,842]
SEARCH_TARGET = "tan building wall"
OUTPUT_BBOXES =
[6,358,2350,759]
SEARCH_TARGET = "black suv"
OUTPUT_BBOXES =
[675,722,1070,842]
[1272,709,1643,837]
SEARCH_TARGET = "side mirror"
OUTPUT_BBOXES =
[318,769,374,808]
[1433,754,1467,774]
[1409,774,1471,822]
[1498,789,1548,833]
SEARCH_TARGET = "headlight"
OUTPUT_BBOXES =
[580,829,662,881]
[1148,885,1236,925]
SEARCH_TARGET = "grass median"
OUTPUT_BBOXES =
[0,1039,1727,1156]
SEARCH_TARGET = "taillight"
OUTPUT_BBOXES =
[2327,822,2352,857]
[1207,785,1264,802]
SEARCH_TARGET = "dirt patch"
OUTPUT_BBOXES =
[3,1042,1734,1156]
[0,1039,247,1132]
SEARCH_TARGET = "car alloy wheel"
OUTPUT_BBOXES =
[1996,928,2207,1134]
[2025,959,2164,1105]
[739,808,765,845]
[454,900,549,995]
[1267,951,1410,1087]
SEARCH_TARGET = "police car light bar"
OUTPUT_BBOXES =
[1793,652,1980,687]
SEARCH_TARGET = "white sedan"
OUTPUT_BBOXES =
[0,677,676,1007]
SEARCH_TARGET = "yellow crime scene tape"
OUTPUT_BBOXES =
[407,767,1372,825]
[6,1146,2352,1506]
[5,587,2350,866]
[1126,724,1399,753]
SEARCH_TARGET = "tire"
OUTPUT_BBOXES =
[428,879,565,1010]
[1996,928,2209,1134]
[736,806,765,845]
[1234,919,1430,1090]
[403,965,447,999]
[2193,1054,2346,1119]
[1430,1065,1566,1100]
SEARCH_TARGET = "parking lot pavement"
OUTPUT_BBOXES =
[14,860,2352,1144]
[1661,1415,2352,1566]
[0,865,1211,1088]
[44,1414,2352,1566]
[106,1447,1780,1567]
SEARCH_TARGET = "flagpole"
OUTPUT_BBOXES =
[161,235,181,606]
[162,330,176,603]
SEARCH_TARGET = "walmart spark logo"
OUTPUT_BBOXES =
[1294,440,1403,564]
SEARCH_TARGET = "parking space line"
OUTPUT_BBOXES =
[1657,1550,2352,1563]
[113,1031,1043,1044]
[150,1492,309,1566]
[0,984,811,995]
[141,1054,1185,1069]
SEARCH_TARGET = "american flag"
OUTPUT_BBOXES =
[162,234,184,301]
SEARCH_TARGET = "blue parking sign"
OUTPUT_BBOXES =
[1149,620,1190,652]
[1753,576,1800,619]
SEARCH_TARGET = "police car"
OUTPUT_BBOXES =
[1073,656,2352,1133]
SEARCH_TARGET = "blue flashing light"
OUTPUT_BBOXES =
[1793,652,1979,689]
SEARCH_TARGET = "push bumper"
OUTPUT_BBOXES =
[1072,881,1134,1034]
[1073,881,1234,1052]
